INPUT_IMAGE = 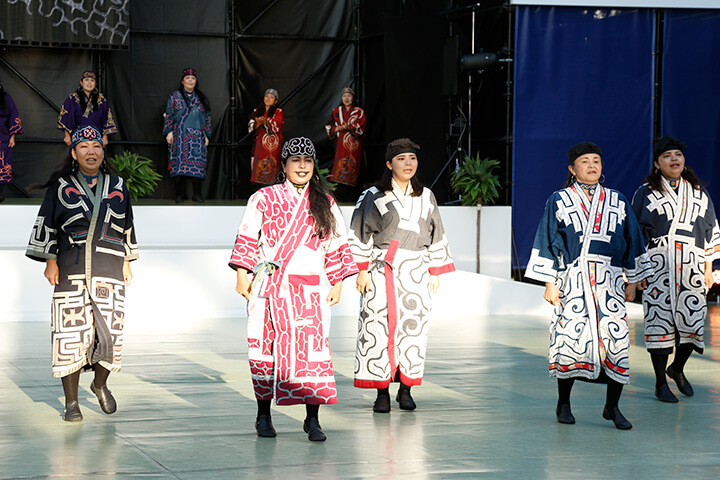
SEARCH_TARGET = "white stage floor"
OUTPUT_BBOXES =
[2,308,720,479]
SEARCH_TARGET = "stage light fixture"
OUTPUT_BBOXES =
[461,51,498,72]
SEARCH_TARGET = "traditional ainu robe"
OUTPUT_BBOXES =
[631,179,720,354]
[26,172,138,378]
[0,93,23,184]
[325,105,366,186]
[248,107,284,185]
[58,92,117,137]
[348,182,455,388]
[229,182,357,405]
[163,90,212,178]
[526,184,652,384]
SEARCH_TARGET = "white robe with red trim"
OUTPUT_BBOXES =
[348,182,455,388]
[229,181,357,405]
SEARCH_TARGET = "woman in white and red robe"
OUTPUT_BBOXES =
[229,137,357,442]
[349,138,455,414]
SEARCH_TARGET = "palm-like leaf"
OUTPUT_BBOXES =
[450,154,501,206]
[108,151,163,201]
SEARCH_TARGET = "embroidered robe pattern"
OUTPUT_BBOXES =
[631,179,720,353]
[57,91,117,137]
[0,93,23,183]
[325,105,366,186]
[229,182,357,405]
[248,107,284,185]
[163,90,212,178]
[348,184,455,388]
[26,173,138,378]
[526,185,652,384]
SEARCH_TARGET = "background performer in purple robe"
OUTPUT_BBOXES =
[526,142,652,430]
[27,126,138,422]
[0,75,23,202]
[631,136,720,403]
[163,68,212,203]
[58,70,117,147]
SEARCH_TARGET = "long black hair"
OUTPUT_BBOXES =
[645,165,703,193]
[276,163,337,239]
[76,72,100,112]
[375,164,423,197]
[252,102,278,119]
[178,82,211,112]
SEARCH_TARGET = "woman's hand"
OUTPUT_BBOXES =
[9,134,15,148]
[123,261,133,286]
[429,275,440,294]
[543,282,560,306]
[235,269,252,300]
[706,261,715,290]
[44,259,59,286]
[327,282,342,306]
[166,132,174,144]
[625,282,638,301]
[63,131,72,146]
[255,116,265,126]
[204,136,209,147]
[102,134,109,146]
[356,270,370,294]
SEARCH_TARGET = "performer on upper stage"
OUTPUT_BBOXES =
[349,138,455,413]
[229,137,357,441]
[631,136,720,403]
[248,88,284,185]
[325,86,366,187]
[0,76,23,202]
[525,141,653,430]
[58,70,117,147]
[163,68,212,203]
[27,125,138,422]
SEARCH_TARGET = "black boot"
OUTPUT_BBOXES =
[91,365,117,414]
[667,344,694,396]
[61,371,83,422]
[191,178,204,203]
[255,399,276,437]
[303,404,326,441]
[555,403,575,424]
[396,382,416,411]
[373,387,390,413]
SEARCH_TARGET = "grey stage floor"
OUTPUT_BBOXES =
[2,307,720,480]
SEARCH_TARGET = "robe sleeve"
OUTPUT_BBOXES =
[26,183,60,262]
[122,182,139,261]
[57,94,77,133]
[203,107,212,138]
[621,194,653,283]
[630,184,653,247]
[162,93,175,136]
[426,190,455,275]
[525,193,562,284]
[703,191,720,262]
[348,188,377,271]
[325,109,337,138]
[7,95,23,136]
[229,190,265,271]
[265,108,283,136]
[348,107,366,138]
[99,95,118,136]
[324,201,359,285]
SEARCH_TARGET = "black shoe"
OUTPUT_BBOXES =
[666,365,694,397]
[175,195,183,203]
[602,406,632,430]
[555,403,575,424]
[90,381,117,414]
[191,194,205,203]
[303,417,326,442]
[255,414,277,437]
[373,393,391,413]
[655,383,679,403]
[63,401,83,422]
[396,389,416,411]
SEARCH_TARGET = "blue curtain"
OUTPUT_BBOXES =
[513,7,655,268]
[662,9,720,202]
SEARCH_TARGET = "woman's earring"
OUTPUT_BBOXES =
[600,174,606,184]
[72,159,78,171]
[278,171,286,183]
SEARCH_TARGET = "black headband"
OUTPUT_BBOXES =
[654,136,686,160]
[385,138,420,162]
[568,141,602,164]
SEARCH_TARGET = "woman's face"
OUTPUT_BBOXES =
[81,76,96,94]
[182,75,197,92]
[387,152,418,184]
[569,153,602,184]
[283,154,314,185]
[341,92,354,107]
[655,149,685,179]
[72,140,104,176]
[263,93,277,108]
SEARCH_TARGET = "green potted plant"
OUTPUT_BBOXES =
[108,151,163,201]
[450,154,503,274]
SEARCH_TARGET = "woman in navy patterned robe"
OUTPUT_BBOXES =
[526,142,652,430]
[57,70,117,147]
[0,77,23,201]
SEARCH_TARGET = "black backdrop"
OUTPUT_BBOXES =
[0,0,512,203]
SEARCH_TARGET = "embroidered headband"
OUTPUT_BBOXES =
[265,88,279,100]
[71,125,103,148]
[654,136,686,160]
[385,138,420,162]
[81,71,97,81]
[568,141,602,164]
[342,86,355,97]
[281,137,316,161]
[181,68,197,79]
